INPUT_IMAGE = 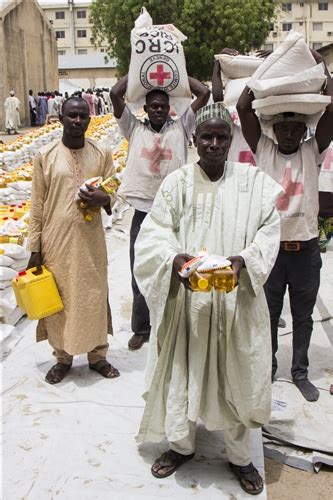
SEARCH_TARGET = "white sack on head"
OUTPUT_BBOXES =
[253,94,331,116]
[224,77,250,107]
[126,7,191,116]
[249,63,326,99]
[249,31,315,82]
[215,54,263,79]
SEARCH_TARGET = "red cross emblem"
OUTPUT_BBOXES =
[140,137,173,174]
[276,163,304,211]
[238,150,256,166]
[149,64,172,86]
[323,148,333,171]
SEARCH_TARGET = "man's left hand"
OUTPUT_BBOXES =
[78,184,110,208]
[227,255,245,287]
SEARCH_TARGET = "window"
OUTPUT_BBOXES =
[313,43,322,50]
[77,10,86,19]
[100,48,105,52]
[313,22,323,31]
[55,11,65,20]
[299,22,303,26]
[282,3,292,11]
[318,2,328,10]
[58,50,66,56]
[300,2,304,6]
[263,43,274,51]
[77,29,87,38]
[77,49,87,54]
[269,22,274,31]
[282,23,292,31]
[55,30,65,39]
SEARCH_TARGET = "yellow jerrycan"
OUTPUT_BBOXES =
[12,266,64,320]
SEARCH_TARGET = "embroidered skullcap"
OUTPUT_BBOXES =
[195,103,233,129]
[9,90,15,96]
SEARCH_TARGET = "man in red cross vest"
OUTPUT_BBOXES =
[110,74,210,350]
[236,49,333,402]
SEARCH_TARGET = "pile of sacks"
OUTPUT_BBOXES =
[0,115,130,326]
[216,31,330,128]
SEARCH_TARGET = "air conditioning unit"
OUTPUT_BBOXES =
[272,32,278,37]
[327,32,333,36]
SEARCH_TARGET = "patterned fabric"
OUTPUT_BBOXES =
[195,103,233,130]
[318,216,333,250]
[270,112,307,126]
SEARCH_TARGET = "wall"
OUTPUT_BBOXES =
[0,0,58,128]
[58,67,117,89]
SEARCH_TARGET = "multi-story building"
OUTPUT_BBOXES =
[39,0,107,57]
[264,1,333,52]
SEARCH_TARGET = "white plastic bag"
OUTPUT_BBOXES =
[252,94,331,116]
[249,63,326,99]
[224,77,250,107]
[126,7,191,116]
[215,54,262,79]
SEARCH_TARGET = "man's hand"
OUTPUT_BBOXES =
[27,251,43,274]
[218,48,239,56]
[79,184,110,208]
[256,49,272,59]
[173,253,195,290]
[227,255,245,287]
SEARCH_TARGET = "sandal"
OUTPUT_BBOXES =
[151,449,194,479]
[45,363,71,384]
[89,360,120,378]
[229,462,264,495]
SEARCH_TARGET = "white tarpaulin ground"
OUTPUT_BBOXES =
[2,209,266,500]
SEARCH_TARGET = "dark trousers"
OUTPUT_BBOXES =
[129,209,151,337]
[264,240,321,380]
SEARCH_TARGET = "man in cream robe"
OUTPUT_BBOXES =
[4,91,21,134]
[134,103,282,494]
[28,97,119,384]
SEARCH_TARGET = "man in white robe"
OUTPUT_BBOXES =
[4,91,21,134]
[134,103,282,494]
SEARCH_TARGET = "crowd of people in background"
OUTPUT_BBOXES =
[27,87,113,127]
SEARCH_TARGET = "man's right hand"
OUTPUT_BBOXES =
[173,253,195,290]
[27,252,43,274]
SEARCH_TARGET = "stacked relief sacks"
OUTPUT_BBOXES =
[126,7,191,116]
[247,31,330,128]
[0,243,30,325]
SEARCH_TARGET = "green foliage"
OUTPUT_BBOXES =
[90,0,276,80]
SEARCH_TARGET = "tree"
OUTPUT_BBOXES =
[90,0,276,80]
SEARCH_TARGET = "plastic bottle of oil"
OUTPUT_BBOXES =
[213,266,235,292]
[189,271,213,292]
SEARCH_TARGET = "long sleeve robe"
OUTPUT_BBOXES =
[134,161,282,444]
[28,138,114,355]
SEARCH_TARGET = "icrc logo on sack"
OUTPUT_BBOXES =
[140,55,180,92]
[126,7,191,116]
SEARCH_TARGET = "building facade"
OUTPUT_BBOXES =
[39,0,107,57]
[264,1,333,53]
[0,0,58,128]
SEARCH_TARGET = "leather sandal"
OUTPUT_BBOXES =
[151,449,195,479]
[45,363,71,384]
[89,360,120,378]
[128,334,149,350]
[229,462,264,495]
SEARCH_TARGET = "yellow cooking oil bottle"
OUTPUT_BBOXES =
[189,271,213,292]
[213,266,235,292]
[12,266,64,320]
[78,176,119,222]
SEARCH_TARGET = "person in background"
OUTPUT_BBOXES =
[4,91,21,134]
[236,49,333,402]
[110,74,210,351]
[28,90,37,127]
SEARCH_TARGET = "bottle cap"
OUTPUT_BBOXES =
[198,277,209,290]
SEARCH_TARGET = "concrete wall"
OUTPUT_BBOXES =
[0,0,59,128]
